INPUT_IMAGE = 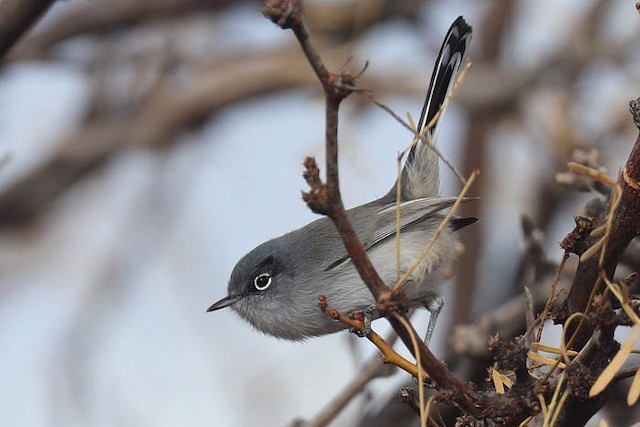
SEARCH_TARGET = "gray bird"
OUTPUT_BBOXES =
[208,16,475,344]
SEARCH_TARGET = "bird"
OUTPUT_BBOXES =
[208,16,475,345]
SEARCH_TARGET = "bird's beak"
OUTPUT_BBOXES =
[206,294,243,312]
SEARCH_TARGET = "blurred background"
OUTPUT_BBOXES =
[1,0,640,426]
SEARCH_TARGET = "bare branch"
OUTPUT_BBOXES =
[561,98,640,348]
[0,47,316,224]
[5,0,240,62]
[294,329,399,427]
[266,2,543,422]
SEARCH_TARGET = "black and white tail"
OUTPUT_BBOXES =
[388,16,472,201]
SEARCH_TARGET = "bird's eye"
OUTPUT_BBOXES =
[254,273,272,291]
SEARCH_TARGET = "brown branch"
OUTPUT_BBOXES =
[452,0,517,329]
[614,366,640,383]
[545,98,640,425]
[294,325,399,427]
[4,0,242,63]
[263,0,389,301]
[398,389,440,427]
[262,0,545,424]
[557,323,618,426]
[318,296,426,379]
[0,0,55,59]
[290,359,390,427]
[0,47,317,225]
[561,98,640,348]
[399,388,422,417]
[3,13,627,226]
[450,271,568,359]
[280,12,476,414]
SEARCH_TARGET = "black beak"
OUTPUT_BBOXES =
[206,294,243,312]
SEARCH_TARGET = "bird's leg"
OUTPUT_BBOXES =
[423,297,444,347]
[349,305,375,337]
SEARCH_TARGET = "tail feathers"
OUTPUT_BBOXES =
[415,16,472,148]
[385,16,472,202]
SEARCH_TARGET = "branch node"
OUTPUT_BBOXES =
[262,0,302,29]
[489,336,529,383]
[327,70,357,101]
[399,388,421,416]
[560,215,596,255]
[376,289,408,317]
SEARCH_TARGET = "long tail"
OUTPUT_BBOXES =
[386,16,472,201]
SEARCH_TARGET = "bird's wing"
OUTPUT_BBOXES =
[365,197,459,250]
[323,197,473,272]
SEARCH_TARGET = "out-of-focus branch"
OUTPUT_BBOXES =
[0,0,55,59]
[555,149,611,195]
[452,0,516,328]
[620,239,640,271]
[0,48,315,224]
[5,0,431,64]
[450,272,568,359]
[0,25,625,226]
[451,216,566,358]
[291,331,399,427]
[4,0,241,62]
[290,359,391,427]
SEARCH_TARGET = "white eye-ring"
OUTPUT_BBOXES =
[254,273,272,291]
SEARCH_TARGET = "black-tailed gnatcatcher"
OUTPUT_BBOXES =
[208,16,475,344]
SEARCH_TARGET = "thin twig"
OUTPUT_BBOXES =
[394,314,427,427]
[531,252,568,344]
[318,296,427,380]
[367,96,466,184]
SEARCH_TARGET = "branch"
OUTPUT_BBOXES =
[263,0,389,300]
[0,47,316,225]
[292,322,400,427]
[263,1,540,424]
[4,0,241,63]
[450,271,567,359]
[561,98,640,348]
